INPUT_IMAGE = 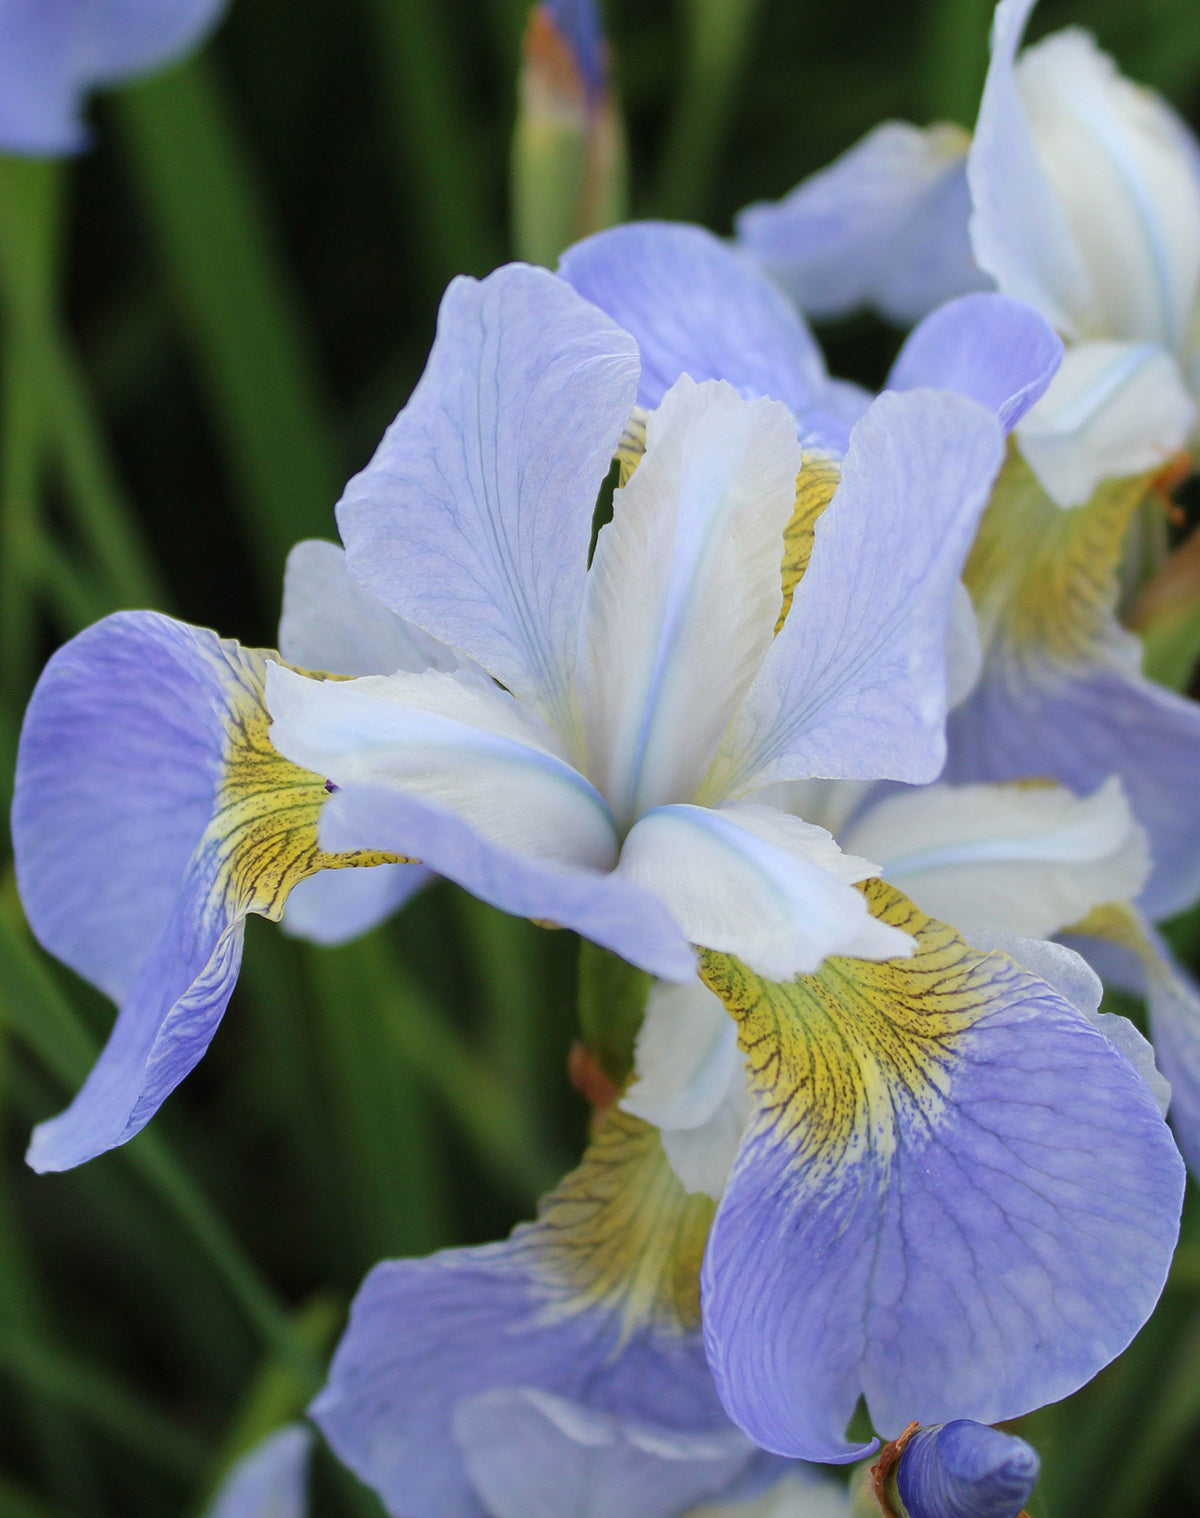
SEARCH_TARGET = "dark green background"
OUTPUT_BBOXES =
[1,1,1198,1513]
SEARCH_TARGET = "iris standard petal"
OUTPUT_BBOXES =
[616,802,910,981]
[843,777,1150,941]
[968,0,1091,337]
[887,293,1063,433]
[0,0,228,155]
[205,1425,312,1518]
[558,223,856,448]
[895,1421,1039,1518]
[709,390,1003,795]
[1015,339,1194,507]
[1012,27,1200,352]
[699,881,1184,1461]
[578,376,800,822]
[280,539,464,678]
[456,1388,758,1518]
[735,120,988,326]
[317,784,695,979]
[14,613,402,1171]
[311,1112,747,1518]
[336,264,638,735]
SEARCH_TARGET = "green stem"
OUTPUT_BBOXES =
[650,0,767,222]
[113,57,344,583]
[576,940,652,1087]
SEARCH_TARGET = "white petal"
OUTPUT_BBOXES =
[623,979,750,1200]
[843,777,1150,941]
[968,0,1093,336]
[279,539,463,677]
[691,1474,852,1518]
[266,665,618,869]
[616,802,912,980]
[1016,339,1194,506]
[578,377,801,825]
[1016,28,1200,350]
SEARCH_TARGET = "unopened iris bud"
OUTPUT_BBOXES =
[511,0,627,266]
[891,1421,1039,1518]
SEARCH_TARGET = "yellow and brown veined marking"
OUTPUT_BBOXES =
[694,877,1185,1463]
[523,1107,714,1346]
[209,642,408,922]
[964,443,1157,678]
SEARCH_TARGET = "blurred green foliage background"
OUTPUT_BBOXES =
[2,0,1200,1513]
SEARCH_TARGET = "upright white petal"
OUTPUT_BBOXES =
[616,801,911,980]
[578,377,800,825]
[1016,28,1200,350]
[843,777,1150,941]
[266,665,619,869]
[1016,339,1194,506]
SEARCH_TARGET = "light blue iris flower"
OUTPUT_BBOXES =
[0,0,230,156]
[13,259,1011,1168]
[737,0,1200,508]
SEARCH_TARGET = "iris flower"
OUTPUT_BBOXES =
[561,218,1200,1180]
[0,0,230,156]
[738,0,1200,506]
[14,258,1005,1167]
[203,1425,311,1518]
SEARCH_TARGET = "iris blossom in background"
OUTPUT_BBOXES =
[561,218,1200,1181]
[0,0,230,155]
[739,0,1200,507]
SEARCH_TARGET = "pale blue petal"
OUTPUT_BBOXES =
[456,1388,757,1518]
[702,949,1183,1461]
[26,864,246,1172]
[896,1421,1039,1518]
[946,665,1200,921]
[311,1242,736,1518]
[0,0,228,156]
[736,121,990,325]
[13,612,232,1006]
[713,390,1004,794]
[279,539,464,678]
[887,294,1063,432]
[558,223,857,451]
[1068,926,1200,1180]
[337,264,638,733]
[280,863,431,947]
[319,785,696,980]
[206,1425,312,1518]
